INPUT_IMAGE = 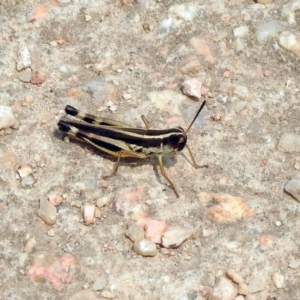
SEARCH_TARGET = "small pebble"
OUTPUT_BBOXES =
[237,282,248,295]
[101,290,115,299]
[284,175,300,202]
[272,272,284,289]
[123,93,132,100]
[50,41,58,47]
[289,260,300,269]
[83,203,95,225]
[210,277,237,300]
[162,227,191,248]
[278,31,300,56]
[233,25,249,38]
[283,0,300,25]
[92,63,103,74]
[133,239,158,256]
[0,105,18,130]
[18,68,32,83]
[18,164,33,178]
[25,95,34,103]
[85,15,92,22]
[247,278,264,293]
[16,46,31,71]
[182,78,202,99]
[179,59,201,74]
[144,219,167,244]
[94,207,102,218]
[24,238,36,253]
[115,243,124,252]
[92,276,107,291]
[255,20,284,44]
[126,223,145,242]
[275,220,282,227]
[168,3,201,21]
[48,194,63,206]
[109,105,117,112]
[96,195,111,208]
[226,269,243,284]
[47,229,55,237]
[158,18,181,34]
[37,198,57,225]
[189,37,215,62]
[278,133,300,152]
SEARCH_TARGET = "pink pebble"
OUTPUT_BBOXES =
[144,219,167,244]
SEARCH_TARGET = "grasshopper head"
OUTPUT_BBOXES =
[168,127,187,152]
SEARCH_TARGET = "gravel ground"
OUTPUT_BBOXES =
[1,0,300,299]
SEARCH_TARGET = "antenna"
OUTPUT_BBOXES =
[185,100,206,134]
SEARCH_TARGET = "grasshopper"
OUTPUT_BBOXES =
[57,101,207,197]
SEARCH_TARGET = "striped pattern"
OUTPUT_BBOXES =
[58,105,187,157]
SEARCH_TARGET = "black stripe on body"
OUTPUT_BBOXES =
[59,117,187,151]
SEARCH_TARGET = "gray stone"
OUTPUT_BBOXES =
[37,198,57,225]
[133,239,158,257]
[18,68,32,83]
[278,133,300,152]
[125,223,145,242]
[16,46,31,71]
[284,175,300,201]
[247,278,264,293]
[92,276,107,291]
[162,227,191,248]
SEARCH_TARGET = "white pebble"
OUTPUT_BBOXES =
[133,239,158,256]
[85,15,92,22]
[0,105,18,130]
[123,93,132,100]
[17,164,33,178]
[275,220,282,227]
[255,20,284,44]
[92,276,107,291]
[96,194,111,208]
[234,85,249,98]
[162,227,191,248]
[278,133,300,152]
[247,278,264,293]
[50,41,58,47]
[278,31,300,56]
[272,272,284,288]
[233,25,249,38]
[92,63,103,73]
[169,3,201,21]
[235,37,245,52]
[109,105,117,112]
[158,18,181,34]
[210,277,237,300]
[289,260,300,269]
[283,0,300,25]
[83,203,95,225]
[16,46,31,71]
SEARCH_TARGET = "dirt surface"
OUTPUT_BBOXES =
[1,0,300,299]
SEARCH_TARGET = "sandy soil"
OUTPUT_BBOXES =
[1,0,300,299]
